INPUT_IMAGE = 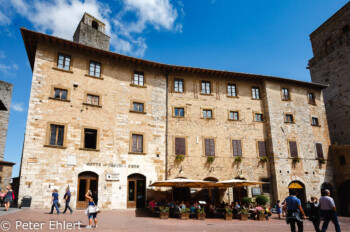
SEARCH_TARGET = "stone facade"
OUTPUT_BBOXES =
[309,1,350,145]
[0,80,13,160]
[0,161,15,190]
[19,14,332,209]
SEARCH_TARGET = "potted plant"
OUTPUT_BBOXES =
[257,210,266,221]
[225,208,233,220]
[197,208,206,220]
[260,157,268,162]
[207,156,215,163]
[239,209,249,220]
[318,158,326,164]
[180,208,191,220]
[159,206,169,219]
[241,197,252,206]
[255,195,269,206]
[234,156,242,163]
[292,157,300,163]
[175,155,184,162]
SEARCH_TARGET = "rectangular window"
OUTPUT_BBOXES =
[133,102,144,112]
[229,111,239,120]
[132,134,143,153]
[54,88,67,100]
[133,72,144,86]
[227,84,236,97]
[232,140,242,156]
[316,143,324,159]
[86,94,99,106]
[175,137,186,156]
[282,88,290,100]
[252,86,260,99]
[89,61,101,77]
[289,141,298,158]
[203,110,212,118]
[174,107,184,117]
[204,139,215,156]
[308,92,316,105]
[0,165,3,172]
[258,141,267,157]
[311,117,319,126]
[49,124,65,146]
[174,79,184,92]
[255,113,263,122]
[261,178,270,193]
[201,81,211,94]
[84,128,97,149]
[57,54,71,71]
[285,114,294,123]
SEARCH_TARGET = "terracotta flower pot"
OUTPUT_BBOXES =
[160,212,169,219]
[180,212,190,220]
[240,214,249,220]
[197,213,206,220]
[258,214,266,221]
[225,214,232,220]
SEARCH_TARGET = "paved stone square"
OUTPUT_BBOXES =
[0,209,349,232]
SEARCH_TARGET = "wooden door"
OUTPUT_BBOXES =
[77,176,98,209]
[127,179,136,208]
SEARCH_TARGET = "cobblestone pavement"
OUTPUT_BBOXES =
[0,209,349,232]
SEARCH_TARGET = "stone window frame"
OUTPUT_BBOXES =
[52,53,74,73]
[129,132,147,155]
[251,85,262,100]
[85,60,104,80]
[307,92,317,106]
[310,116,321,127]
[255,140,267,158]
[79,126,100,151]
[130,70,147,88]
[49,85,71,102]
[172,106,186,118]
[200,80,214,96]
[253,112,264,122]
[202,137,216,157]
[44,121,68,149]
[226,82,239,98]
[83,91,102,108]
[287,140,299,158]
[173,136,188,156]
[129,99,147,114]
[172,78,185,93]
[281,87,291,101]
[284,112,295,124]
[230,138,244,157]
[201,107,215,119]
[228,110,241,121]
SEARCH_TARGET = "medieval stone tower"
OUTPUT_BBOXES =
[309,2,350,145]
[73,13,110,51]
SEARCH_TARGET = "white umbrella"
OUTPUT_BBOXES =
[214,179,268,188]
[150,178,216,188]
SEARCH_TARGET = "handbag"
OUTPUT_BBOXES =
[12,192,15,200]
[92,199,101,213]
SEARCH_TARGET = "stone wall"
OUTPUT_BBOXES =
[309,1,350,145]
[0,80,13,160]
[0,164,14,190]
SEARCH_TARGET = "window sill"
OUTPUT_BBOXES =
[311,124,321,127]
[82,103,102,108]
[129,110,147,114]
[172,115,185,118]
[79,148,100,152]
[128,152,146,155]
[48,97,71,102]
[52,67,73,73]
[201,117,215,120]
[254,121,264,123]
[173,91,185,94]
[228,119,240,121]
[251,98,262,100]
[200,93,214,96]
[282,99,291,102]
[85,74,104,80]
[44,145,67,149]
[308,103,317,106]
[284,122,295,124]
[226,95,239,98]
[130,83,147,88]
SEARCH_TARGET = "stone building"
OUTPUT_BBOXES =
[309,1,350,215]
[0,80,15,189]
[19,13,332,209]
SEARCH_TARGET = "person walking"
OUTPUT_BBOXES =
[309,196,321,232]
[85,190,98,229]
[276,200,282,219]
[49,189,60,215]
[285,189,306,232]
[319,189,341,232]
[3,186,13,211]
[63,187,73,214]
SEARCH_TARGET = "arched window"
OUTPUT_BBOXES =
[92,20,98,30]
[339,155,346,165]
[342,25,349,34]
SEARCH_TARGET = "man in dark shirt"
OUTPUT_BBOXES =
[63,187,73,214]
[285,189,306,232]
[309,196,321,232]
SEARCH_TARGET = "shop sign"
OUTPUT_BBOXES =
[252,187,261,196]
[106,173,120,181]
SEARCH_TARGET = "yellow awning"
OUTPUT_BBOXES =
[289,182,303,189]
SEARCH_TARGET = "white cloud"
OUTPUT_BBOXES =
[12,102,25,112]
[0,10,11,26]
[6,0,181,57]
[0,51,5,59]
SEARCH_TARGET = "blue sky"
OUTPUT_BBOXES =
[0,0,348,177]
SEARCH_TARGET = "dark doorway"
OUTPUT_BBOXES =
[203,177,219,204]
[92,20,98,29]
[77,171,98,209]
[338,180,350,216]
[321,182,334,197]
[127,174,146,208]
[288,181,306,203]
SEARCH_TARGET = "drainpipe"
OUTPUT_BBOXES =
[165,70,170,180]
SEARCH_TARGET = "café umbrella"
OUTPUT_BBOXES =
[150,178,216,188]
[213,179,268,188]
